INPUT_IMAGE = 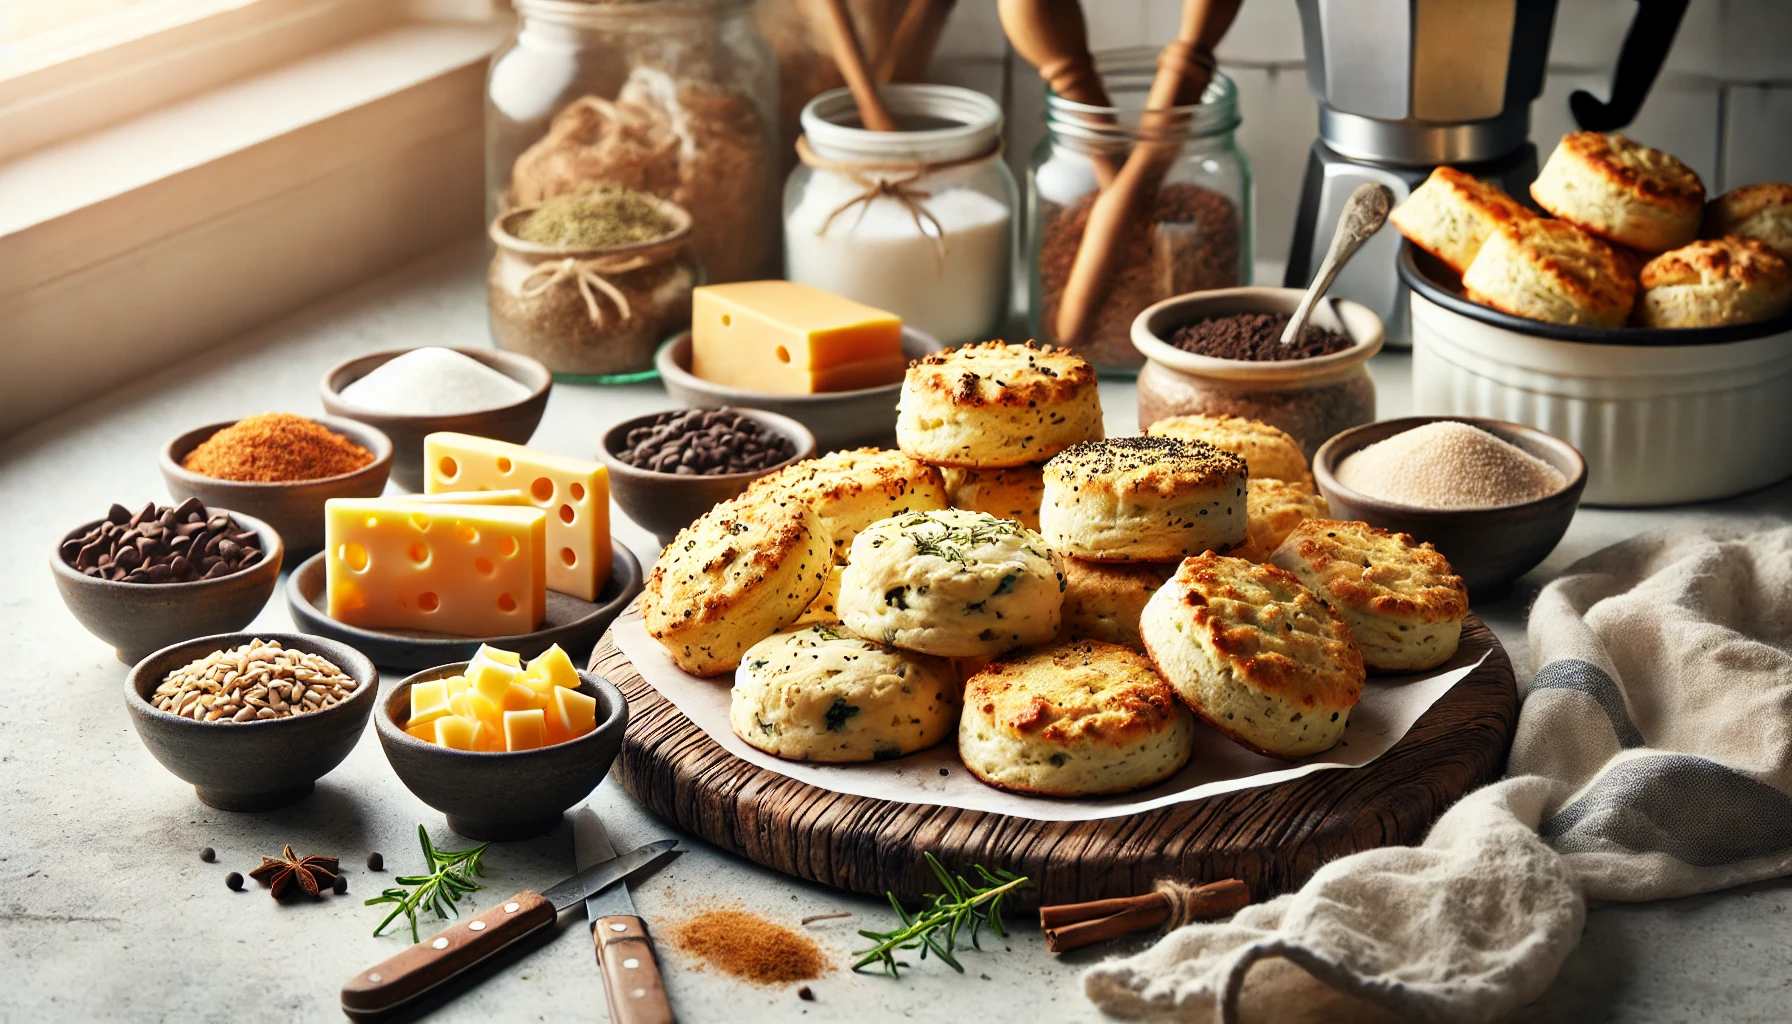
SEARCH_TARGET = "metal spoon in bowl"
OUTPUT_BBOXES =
[1281,182,1394,346]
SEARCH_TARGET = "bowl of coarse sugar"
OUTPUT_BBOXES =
[160,413,392,553]
[1313,416,1586,599]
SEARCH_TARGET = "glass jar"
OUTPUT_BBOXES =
[1028,48,1252,374]
[784,85,1014,346]
[486,0,779,289]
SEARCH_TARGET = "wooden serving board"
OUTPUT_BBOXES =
[591,616,1516,907]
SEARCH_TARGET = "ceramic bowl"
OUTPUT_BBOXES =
[1130,287,1385,457]
[319,347,552,493]
[52,509,285,664]
[654,328,945,452]
[124,631,378,811]
[598,408,817,548]
[1313,416,1587,599]
[376,662,628,841]
[160,415,393,553]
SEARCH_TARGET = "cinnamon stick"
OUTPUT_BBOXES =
[815,0,896,130]
[1039,879,1250,953]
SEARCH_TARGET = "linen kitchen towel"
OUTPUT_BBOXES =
[1084,526,1792,1023]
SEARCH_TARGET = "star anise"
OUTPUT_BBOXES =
[248,844,340,900]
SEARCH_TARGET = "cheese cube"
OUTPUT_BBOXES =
[525,643,581,692]
[397,490,528,507]
[444,675,471,698]
[325,499,547,638]
[552,685,599,740]
[409,679,452,727]
[692,281,905,394]
[449,691,502,731]
[502,682,544,713]
[469,658,520,703]
[473,644,522,667]
[405,722,436,743]
[423,433,612,602]
[434,715,482,751]
[504,709,547,751]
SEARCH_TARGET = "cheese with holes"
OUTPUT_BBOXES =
[397,490,528,506]
[422,433,612,601]
[691,281,905,394]
[324,498,546,638]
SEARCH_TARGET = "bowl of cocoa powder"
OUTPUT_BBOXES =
[1130,286,1384,457]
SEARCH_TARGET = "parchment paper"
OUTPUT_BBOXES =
[609,606,1490,823]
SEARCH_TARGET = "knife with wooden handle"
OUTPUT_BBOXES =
[340,838,677,1020]
[576,807,676,1024]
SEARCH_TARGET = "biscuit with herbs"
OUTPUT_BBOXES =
[1040,436,1248,562]
[896,341,1102,468]
[744,447,947,562]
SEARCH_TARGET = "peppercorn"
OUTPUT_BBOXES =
[333,876,348,896]
[367,852,384,871]
[200,847,216,862]
[226,872,244,891]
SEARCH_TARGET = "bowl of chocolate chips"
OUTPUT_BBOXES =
[51,499,284,663]
[1130,286,1385,458]
[599,407,816,547]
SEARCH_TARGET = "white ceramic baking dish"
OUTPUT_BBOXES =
[1399,244,1792,506]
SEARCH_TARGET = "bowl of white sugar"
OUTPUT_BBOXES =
[1313,417,1586,598]
[321,347,552,492]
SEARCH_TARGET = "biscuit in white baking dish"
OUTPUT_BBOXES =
[1228,478,1332,563]
[1461,217,1638,327]
[1530,132,1704,253]
[895,341,1103,468]
[1704,182,1792,260]
[940,464,1047,531]
[1040,436,1248,562]
[730,623,959,763]
[838,509,1065,657]
[1057,558,1175,648]
[1635,236,1792,328]
[1269,519,1468,673]
[744,447,948,561]
[1145,413,1312,485]
[641,493,832,677]
[1388,166,1537,274]
[1140,552,1362,759]
[959,640,1193,797]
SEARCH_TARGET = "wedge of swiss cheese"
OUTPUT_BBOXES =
[691,281,904,394]
[422,433,612,601]
[324,498,547,638]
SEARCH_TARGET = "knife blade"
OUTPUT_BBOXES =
[340,837,678,1019]
[574,807,677,1024]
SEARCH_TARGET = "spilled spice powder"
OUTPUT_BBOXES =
[673,910,826,984]
[182,413,373,482]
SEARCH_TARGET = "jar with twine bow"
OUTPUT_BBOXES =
[487,193,697,382]
[783,85,1015,346]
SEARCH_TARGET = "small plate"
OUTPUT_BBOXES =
[284,542,643,671]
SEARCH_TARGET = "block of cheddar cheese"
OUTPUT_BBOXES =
[325,498,547,638]
[691,281,905,394]
[422,433,612,602]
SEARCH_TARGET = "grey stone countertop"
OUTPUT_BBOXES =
[3,243,1789,1024]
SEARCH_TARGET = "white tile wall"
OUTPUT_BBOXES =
[922,0,1792,263]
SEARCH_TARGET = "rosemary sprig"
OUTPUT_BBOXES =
[853,853,1030,978]
[365,825,491,942]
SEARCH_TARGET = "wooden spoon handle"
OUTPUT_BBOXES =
[816,0,896,131]
[875,0,956,83]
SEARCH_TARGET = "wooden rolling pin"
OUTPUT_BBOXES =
[816,0,896,130]
[1039,878,1250,953]
[1052,0,1241,345]
[998,0,1117,184]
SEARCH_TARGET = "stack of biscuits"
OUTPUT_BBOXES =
[639,342,1472,802]
[1392,131,1792,328]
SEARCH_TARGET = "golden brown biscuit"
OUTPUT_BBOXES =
[1389,166,1537,274]
[1139,553,1363,759]
[1269,520,1467,673]
[1145,414,1311,485]
[1636,236,1792,328]
[744,447,948,561]
[959,640,1193,796]
[1704,183,1792,260]
[1057,558,1176,648]
[896,341,1103,468]
[1040,437,1248,562]
[1530,132,1704,253]
[940,464,1046,531]
[641,493,832,677]
[1461,217,1638,327]
[1228,478,1332,562]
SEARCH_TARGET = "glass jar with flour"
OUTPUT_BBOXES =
[783,85,1014,346]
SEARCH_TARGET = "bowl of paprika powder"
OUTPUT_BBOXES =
[161,413,393,553]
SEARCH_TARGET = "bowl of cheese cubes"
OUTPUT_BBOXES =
[376,642,627,841]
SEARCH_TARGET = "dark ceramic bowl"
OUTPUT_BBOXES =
[598,408,816,548]
[160,415,393,553]
[125,632,377,810]
[52,510,284,664]
[654,328,945,451]
[376,662,627,841]
[1313,416,1587,599]
[320,347,552,493]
